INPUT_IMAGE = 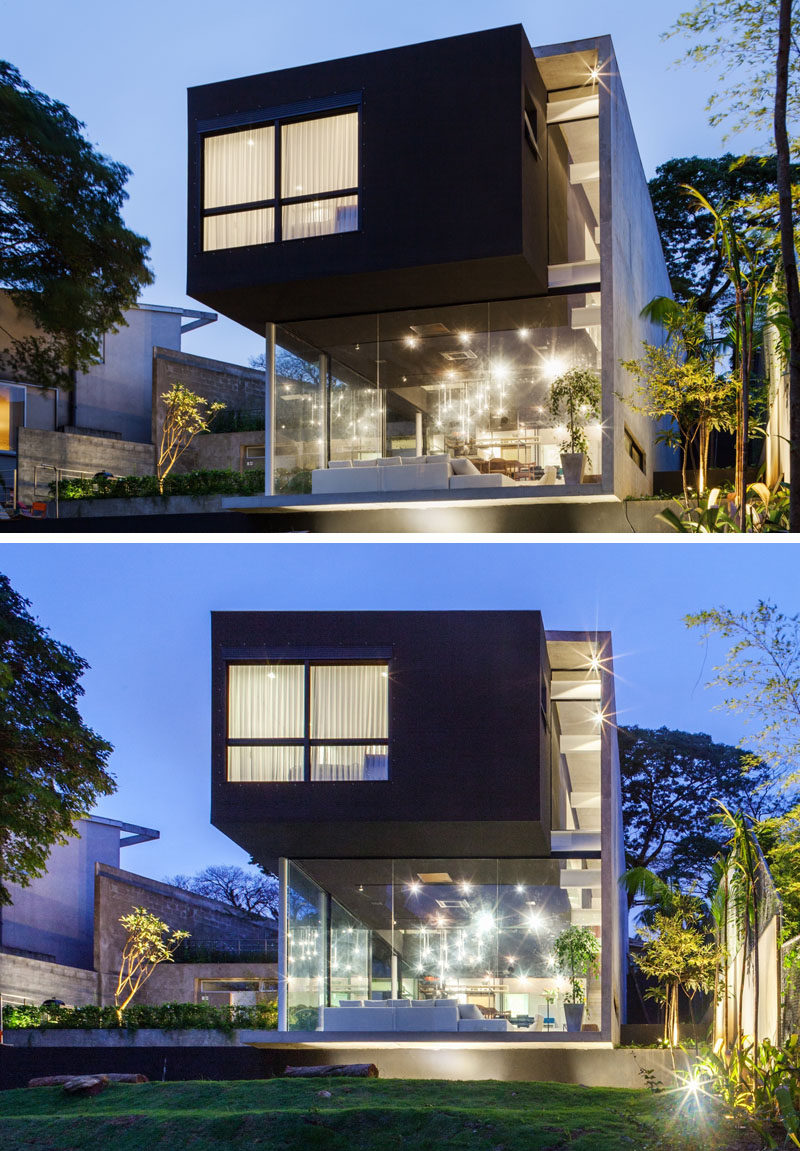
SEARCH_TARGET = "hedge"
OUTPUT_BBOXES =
[1,1000,278,1034]
[53,469,268,501]
[53,467,312,500]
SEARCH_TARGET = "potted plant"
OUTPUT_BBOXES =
[547,367,601,484]
[552,925,601,1032]
[541,987,558,1031]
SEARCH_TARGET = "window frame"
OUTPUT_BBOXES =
[199,102,361,251]
[226,658,389,781]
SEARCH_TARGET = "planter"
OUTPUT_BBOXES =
[5,1028,250,1048]
[560,453,586,485]
[563,1003,585,1033]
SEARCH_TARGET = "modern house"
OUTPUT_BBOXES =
[188,25,673,523]
[211,610,626,1047]
[0,815,277,1010]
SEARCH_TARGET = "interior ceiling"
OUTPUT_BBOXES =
[294,857,590,927]
[276,294,598,399]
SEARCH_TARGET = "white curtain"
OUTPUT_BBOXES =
[204,125,274,209]
[228,745,303,782]
[281,111,358,199]
[311,745,388,781]
[310,665,387,739]
[228,664,304,738]
[283,195,357,241]
[204,208,274,251]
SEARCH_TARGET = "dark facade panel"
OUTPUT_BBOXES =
[211,610,551,860]
[188,26,549,326]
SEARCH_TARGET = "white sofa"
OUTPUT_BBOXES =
[311,455,519,496]
[319,998,517,1033]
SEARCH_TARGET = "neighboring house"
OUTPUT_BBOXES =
[187,26,672,523]
[0,815,277,1010]
[210,610,626,1044]
[0,292,270,508]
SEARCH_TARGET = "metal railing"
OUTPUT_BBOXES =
[173,938,278,964]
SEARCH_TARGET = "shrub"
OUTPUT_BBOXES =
[53,469,267,501]
[1,1000,278,1032]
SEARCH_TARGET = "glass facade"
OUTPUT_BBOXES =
[284,857,602,1032]
[274,292,603,481]
[226,661,389,781]
[201,108,359,251]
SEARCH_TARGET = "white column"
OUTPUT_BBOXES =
[264,323,276,496]
[278,857,288,1031]
[415,411,423,456]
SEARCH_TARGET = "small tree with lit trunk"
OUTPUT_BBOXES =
[114,907,189,1023]
[156,383,225,494]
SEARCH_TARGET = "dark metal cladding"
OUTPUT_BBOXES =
[187,26,549,327]
[211,610,552,866]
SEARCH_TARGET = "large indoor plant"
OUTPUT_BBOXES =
[547,367,601,484]
[553,925,601,1032]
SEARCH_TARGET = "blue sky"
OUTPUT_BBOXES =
[2,540,797,881]
[2,0,764,366]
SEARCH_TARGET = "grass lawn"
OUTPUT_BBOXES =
[0,1078,756,1150]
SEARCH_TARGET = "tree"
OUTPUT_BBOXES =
[649,154,799,315]
[755,803,800,937]
[167,864,278,919]
[552,925,600,1006]
[682,188,775,527]
[618,726,782,900]
[156,383,225,493]
[621,299,737,499]
[668,1,800,528]
[114,907,189,1023]
[547,367,601,464]
[684,600,800,787]
[0,61,152,415]
[0,572,114,905]
[634,902,718,1045]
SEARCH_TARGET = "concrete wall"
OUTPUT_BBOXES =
[17,427,155,505]
[152,348,265,474]
[604,42,674,498]
[94,865,277,1006]
[0,953,99,1007]
[3,820,121,970]
[76,309,182,443]
[131,962,278,1006]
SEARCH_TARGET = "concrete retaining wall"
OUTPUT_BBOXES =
[0,953,99,1007]
[52,494,683,531]
[17,427,155,506]
[8,1028,249,1048]
[3,1030,694,1088]
[0,1044,274,1089]
[55,493,226,518]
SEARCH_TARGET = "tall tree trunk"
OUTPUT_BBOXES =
[736,288,748,532]
[775,0,800,531]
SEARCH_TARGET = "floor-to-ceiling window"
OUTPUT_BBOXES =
[282,857,603,1032]
[274,292,604,483]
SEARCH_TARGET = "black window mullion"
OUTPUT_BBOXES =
[274,119,283,243]
[303,661,311,781]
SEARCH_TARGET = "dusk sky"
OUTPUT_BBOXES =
[2,540,797,883]
[2,0,764,366]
